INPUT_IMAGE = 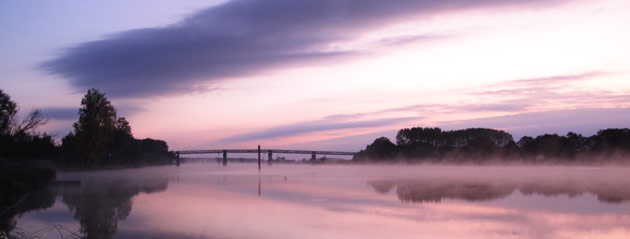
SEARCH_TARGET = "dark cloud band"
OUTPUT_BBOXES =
[41,107,77,120]
[41,0,566,98]
[219,116,419,143]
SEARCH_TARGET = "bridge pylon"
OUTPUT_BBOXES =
[222,150,227,166]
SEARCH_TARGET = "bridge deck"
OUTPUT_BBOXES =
[175,149,356,156]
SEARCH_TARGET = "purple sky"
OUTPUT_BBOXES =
[1,0,629,151]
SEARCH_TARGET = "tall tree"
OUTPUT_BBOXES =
[73,88,118,166]
[61,89,175,167]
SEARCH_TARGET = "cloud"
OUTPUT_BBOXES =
[40,103,142,121]
[285,129,399,151]
[507,71,606,86]
[467,71,630,111]
[396,102,531,114]
[322,100,533,123]
[477,71,609,96]
[219,116,419,143]
[453,103,530,112]
[41,107,77,120]
[375,34,446,47]
[41,0,568,98]
[295,71,630,144]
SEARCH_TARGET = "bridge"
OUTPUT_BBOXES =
[172,148,357,167]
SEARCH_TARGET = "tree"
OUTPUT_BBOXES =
[566,132,589,155]
[115,117,132,136]
[396,127,443,146]
[354,137,397,161]
[0,89,51,159]
[72,88,118,166]
[591,128,630,156]
[0,89,18,136]
[532,134,571,159]
[517,136,535,157]
[0,90,47,136]
[13,109,47,136]
[61,89,175,167]
[109,117,138,163]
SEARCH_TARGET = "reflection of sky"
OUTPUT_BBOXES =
[15,200,81,238]
[11,164,630,238]
[131,165,630,238]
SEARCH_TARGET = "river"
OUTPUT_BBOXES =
[5,163,630,239]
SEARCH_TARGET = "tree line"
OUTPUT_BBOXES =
[0,88,175,167]
[353,127,630,163]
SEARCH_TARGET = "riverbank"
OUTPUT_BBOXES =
[0,159,56,214]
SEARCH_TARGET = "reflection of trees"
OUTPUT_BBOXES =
[518,182,630,204]
[0,189,56,234]
[394,180,515,203]
[2,177,169,239]
[367,180,396,194]
[368,179,630,204]
[2,175,169,238]
[60,178,169,239]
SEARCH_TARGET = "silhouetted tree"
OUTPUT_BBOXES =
[0,90,17,156]
[526,134,571,159]
[517,136,535,158]
[0,89,17,136]
[357,126,630,162]
[61,89,175,167]
[107,117,139,163]
[13,109,47,136]
[566,132,589,156]
[591,128,630,156]
[396,127,444,146]
[115,117,132,136]
[390,127,514,161]
[0,89,53,159]
[70,89,118,166]
[354,137,397,161]
[500,140,519,159]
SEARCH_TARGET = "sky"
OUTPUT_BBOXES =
[1,0,630,151]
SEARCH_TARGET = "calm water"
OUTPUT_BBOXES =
[5,163,630,239]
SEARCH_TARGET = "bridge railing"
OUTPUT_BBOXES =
[174,149,357,156]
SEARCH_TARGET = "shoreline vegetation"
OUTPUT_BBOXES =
[353,127,630,164]
[1,88,175,223]
[0,88,176,168]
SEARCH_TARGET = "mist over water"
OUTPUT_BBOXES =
[8,163,630,239]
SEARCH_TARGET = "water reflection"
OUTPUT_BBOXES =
[8,165,630,239]
[4,177,168,239]
[368,179,630,203]
[60,178,168,239]
[1,189,56,234]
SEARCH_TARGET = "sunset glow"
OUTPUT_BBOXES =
[2,0,629,150]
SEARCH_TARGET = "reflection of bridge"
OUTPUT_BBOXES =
[173,149,357,166]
